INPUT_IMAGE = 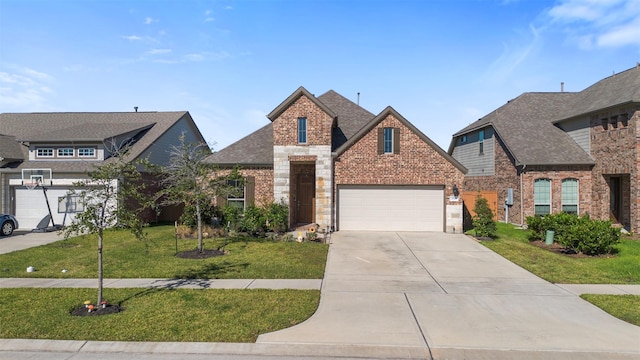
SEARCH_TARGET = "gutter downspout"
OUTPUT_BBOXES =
[520,164,526,226]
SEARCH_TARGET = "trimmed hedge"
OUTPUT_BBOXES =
[526,213,621,255]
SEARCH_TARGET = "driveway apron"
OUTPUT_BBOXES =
[257,231,640,358]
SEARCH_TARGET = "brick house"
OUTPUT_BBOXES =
[206,87,467,232]
[448,65,640,232]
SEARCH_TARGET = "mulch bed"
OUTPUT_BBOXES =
[175,248,226,259]
[70,304,123,317]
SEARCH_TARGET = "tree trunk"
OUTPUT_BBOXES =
[196,202,203,253]
[97,229,103,306]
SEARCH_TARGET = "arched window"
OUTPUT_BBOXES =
[562,178,578,214]
[534,179,551,215]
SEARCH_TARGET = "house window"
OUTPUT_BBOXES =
[58,195,85,213]
[383,128,394,153]
[37,148,53,157]
[58,148,74,157]
[297,117,307,144]
[534,178,551,215]
[610,116,618,129]
[227,179,246,211]
[479,130,484,155]
[377,127,400,155]
[461,135,467,144]
[562,178,578,214]
[78,148,95,157]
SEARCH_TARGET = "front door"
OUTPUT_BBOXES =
[610,176,621,223]
[296,173,314,224]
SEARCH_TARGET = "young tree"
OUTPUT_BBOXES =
[159,133,241,253]
[62,145,154,306]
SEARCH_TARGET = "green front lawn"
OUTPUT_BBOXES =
[0,225,328,279]
[580,294,640,327]
[480,222,640,284]
[0,287,319,342]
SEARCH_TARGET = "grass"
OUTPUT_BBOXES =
[580,294,640,326]
[0,225,328,279]
[0,287,320,342]
[479,222,640,284]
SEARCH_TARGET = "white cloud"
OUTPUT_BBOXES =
[144,17,158,25]
[146,48,172,55]
[205,17,215,22]
[122,35,143,41]
[184,53,204,62]
[0,66,54,111]
[481,24,542,84]
[546,0,640,49]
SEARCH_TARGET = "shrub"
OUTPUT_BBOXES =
[241,205,266,235]
[221,205,243,231]
[180,202,219,229]
[472,196,497,238]
[525,213,621,255]
[264,201,289,233]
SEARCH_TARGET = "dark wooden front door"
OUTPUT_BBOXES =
[296,173,314,224]
[610,177,621,223]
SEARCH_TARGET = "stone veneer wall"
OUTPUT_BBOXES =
[274,145,332,229]
[462,134,522,224]
[334,113,466,233]
[588,105,639,231]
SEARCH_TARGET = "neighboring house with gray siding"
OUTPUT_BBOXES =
[449,64,640,232]
[0,111,206,230]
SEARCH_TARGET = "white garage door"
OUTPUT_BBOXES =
[338,185,444,232]
[15,187,77,230]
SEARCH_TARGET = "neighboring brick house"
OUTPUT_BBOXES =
[448,64,640,232]
[206,86,467,233]
[0,111,206,229]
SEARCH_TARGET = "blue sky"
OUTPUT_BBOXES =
[1,0,639,150]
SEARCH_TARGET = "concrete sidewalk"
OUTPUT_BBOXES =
[0,277,321,290]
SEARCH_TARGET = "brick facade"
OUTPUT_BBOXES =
[521,165,593,219]
[272,94,333,229]
[588,105,640,231]
[334,113,466,232]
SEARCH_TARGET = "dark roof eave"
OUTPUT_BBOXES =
[210,162,274,168]
[516,160,595,167]
[552,99,639,124]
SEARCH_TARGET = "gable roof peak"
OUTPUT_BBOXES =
[267,86,337,121]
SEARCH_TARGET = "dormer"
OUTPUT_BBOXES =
[267,86,337,147]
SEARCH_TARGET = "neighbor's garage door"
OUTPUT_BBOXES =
[338,185,444,232]
[15,187,75,230]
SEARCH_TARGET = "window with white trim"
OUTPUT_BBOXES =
[58,195,85,213]
[37,148,54,157]
[58,148,74,157]
[534,179,551,215]
[227,179,245,211]
[78,148,95,157]
[561,178,578,214]
[479,129,485,155]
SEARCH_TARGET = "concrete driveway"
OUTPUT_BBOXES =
[0,230,65,255]
[258,231,640,359]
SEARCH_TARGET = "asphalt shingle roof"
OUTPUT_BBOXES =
[0,111,199,172]
[452,93,594,166]
[206,88,376,165]
[451,65,640,166]
[0,134,24,161]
